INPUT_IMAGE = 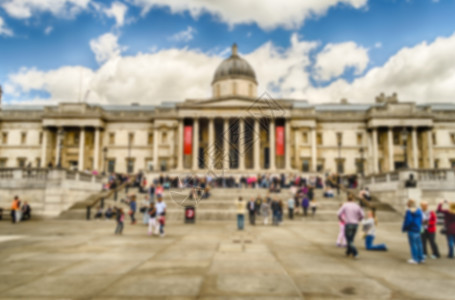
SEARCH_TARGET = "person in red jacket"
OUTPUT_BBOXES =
[420,201,440,259]
[437,200,455,259]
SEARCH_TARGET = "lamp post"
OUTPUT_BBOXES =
[57,129,64,169]
[401,128,409,169]
[103,146,108,174]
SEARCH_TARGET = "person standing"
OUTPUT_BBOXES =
[260,199,270,225]
[155,196,166,237]
[302,196,309,217]
[247,197,256,225]
[420,201,440,259]
[235,196,246,230]
[287,196,295,220]
[148,184,156,204]
[437,199,455,259]
[337,193,364,259]
[10,196,20,223]
[310,199,317,217]
[129,196,137,224]
[147,203,157,236]
[115,208,125,235]
[337,204,346,247]
[362,210,387,251]
[402,199,424,264]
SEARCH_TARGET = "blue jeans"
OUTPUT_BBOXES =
[237,214,244,230]
[407,231,424,262]
[344,224,358,257]
[365,235,387,251]
[447,234,455,258]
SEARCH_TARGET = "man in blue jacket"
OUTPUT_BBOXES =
[402,199,424,264]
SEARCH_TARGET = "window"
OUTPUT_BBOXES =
[21,132,27,145]
[316,159,325,172]
[0,158,7,168]
[316,133,323,145]
[451,159,455,169]
[74,132,79,146]
[355,158,364,175]
[148,133,153,145]
[162,132,167,143]
[336,132,343,146]
[2,132,8,144]
[232,82,237,95]
[17,158,26,168]
[39,132,43,145]
[127,158,135,173]
[302,132,308,144]
[248,84,253,97]
[393,131,401,145]
[434,159,439,169]
[107,159,116,173]
[336,158,345,174]
[128,133,134,145]
[109,133,115,145]
[301,159,310,172]
[36,158,41,168]
[145,158,154,171]
[356,133,363,146]
[451,133,455,145]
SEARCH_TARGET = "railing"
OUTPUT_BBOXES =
[0,168,104,184]
[363,169,454,186]
[22,168,49,180]
[0,169,13,179]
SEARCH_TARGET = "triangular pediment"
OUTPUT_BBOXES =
[180,96,283,109]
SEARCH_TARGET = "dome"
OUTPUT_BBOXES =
[212,44,257,84]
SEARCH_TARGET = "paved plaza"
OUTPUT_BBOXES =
[0,218,454,299]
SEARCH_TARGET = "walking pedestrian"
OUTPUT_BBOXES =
[115,208,125,235]
[129,195,137,224]
[155,196,166,237]
[437,199,455,258]
[287,196,295,220]
[260,199,270,225]
[141,196,149,225]
[421,201,440,259]
[337,193,364,259]
[147,203,157,236]
[247,197,256,225]
[271,199,280,226]
[402,199,424,264]
[362,210,387,251]
[235,196,246,230]
[337,204,346,247]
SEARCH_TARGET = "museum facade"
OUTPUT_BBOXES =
[1,44,455,176]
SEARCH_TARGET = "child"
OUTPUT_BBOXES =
[337,204,347,247]
[115,208,125,235]
[362,210,387,251]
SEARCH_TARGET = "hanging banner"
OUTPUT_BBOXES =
[184,126,192,155]
[276,126,284,156]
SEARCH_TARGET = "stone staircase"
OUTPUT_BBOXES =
[59,185,402,222]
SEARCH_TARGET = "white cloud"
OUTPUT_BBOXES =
[44,26,53,35]
[0,0,91,19]
[130,0,368,30]
[89,32,127,64]
[5,32,455,106]
[169,26,197,42]
[303,32,455,103]
[374,42,382,48]
[314,41,369,81]
[104,1,128,27]
[0,16,13,36]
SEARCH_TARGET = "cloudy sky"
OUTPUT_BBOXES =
[1,0,455,105]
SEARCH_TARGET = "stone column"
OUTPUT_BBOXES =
[55,128,62,167]
[285,119,291,170]
[311,128,317,172]
[253,119,260,170]
[294,129,299,170]
[153,126,159,171]
[208,118,214,169]
[78,127,85,171]
[427,129,434,169]
[412,127,418,169]
[177,118,184,170]
[93,127,100,171]
[387,127,394,172]
[223,118,230,170]
[41,128,48,167]
[269,119,276,170]
[372,128,378,173]
[192,118,199,170]
[238,118,245,170]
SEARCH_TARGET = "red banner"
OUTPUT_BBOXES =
[184,126,192,155]
[276,126,284,156]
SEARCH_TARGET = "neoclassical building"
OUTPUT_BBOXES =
[1,44,455,176]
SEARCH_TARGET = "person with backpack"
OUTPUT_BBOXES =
[115,208,125,235]
[437,199,455,258]
[402,199,424,264]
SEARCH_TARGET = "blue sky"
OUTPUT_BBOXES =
[1,0,455,105]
